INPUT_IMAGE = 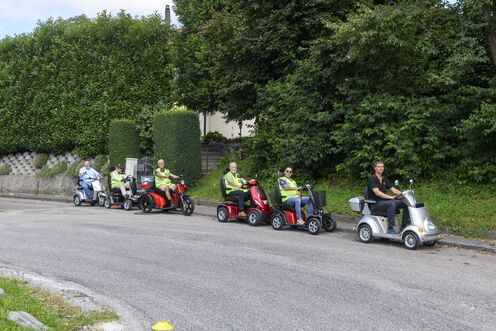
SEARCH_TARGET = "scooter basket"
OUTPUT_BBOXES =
[313,191,327,208]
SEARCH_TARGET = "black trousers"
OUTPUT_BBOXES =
[227,190,251,212]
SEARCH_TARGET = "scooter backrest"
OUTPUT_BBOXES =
[273,173,284,206]
[220,173,228,199]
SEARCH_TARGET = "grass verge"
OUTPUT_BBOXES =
[190,158,496,237]
[0,277,117,330]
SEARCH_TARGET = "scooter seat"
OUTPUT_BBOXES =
[371,210,389,217]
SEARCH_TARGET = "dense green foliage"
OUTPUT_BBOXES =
[153,107,202,182]
[33,154,49,170]
[108,119,140,169]
[175,0,496,182]
[0,11,174,156]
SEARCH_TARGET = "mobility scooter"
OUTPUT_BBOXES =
[216,173,273,226]
[139,176,195,216]
[73,176,107,207]
[271,172,337,235]
[349,179,443,250]
[103,175,140,211]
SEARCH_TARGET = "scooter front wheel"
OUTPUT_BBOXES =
[403,231,420,250]
[123,199,133,211]
[73,195,82,207]
[324,216,337,232]
[307,218,321,235]
[247,210,261,226]
[98,195,106,207]
[104,197,112,209]
[180,197,194,216]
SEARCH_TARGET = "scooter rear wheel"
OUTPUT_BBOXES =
[73,195,82,207]
[140,194,154,213]
[271,214,285,230]
[358,224,374,243]
[217,206,229,222]
[123,199,133,211]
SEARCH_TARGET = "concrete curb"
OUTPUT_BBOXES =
[1,194,495,254]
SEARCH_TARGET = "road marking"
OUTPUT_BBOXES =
[152,320,174,330]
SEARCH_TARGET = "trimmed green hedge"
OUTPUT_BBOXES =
[153,107,201,183]
[108,119,140,169]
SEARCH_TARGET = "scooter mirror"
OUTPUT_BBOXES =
[409,179,414,184]
[394,179,400,187]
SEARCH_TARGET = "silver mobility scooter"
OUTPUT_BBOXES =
[349,179,443,250]
[73,176,107,207]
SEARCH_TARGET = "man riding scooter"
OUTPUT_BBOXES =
[278,166,314,225]
[367,160,410,234]
[224,162,251,218]
[79,160,101,200]
[110,164,131,198]
[154,159,180,202]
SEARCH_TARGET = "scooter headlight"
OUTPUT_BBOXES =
[425,220,436,230]
[262,200,268,205]
[180,179,185,185]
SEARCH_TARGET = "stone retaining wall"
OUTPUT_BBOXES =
[0,174,75,195]
[0,152,80,176]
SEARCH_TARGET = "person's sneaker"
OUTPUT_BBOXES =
[387,227,397,235]
[296,218,305,225]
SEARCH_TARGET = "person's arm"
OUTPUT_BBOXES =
[78,168,85,178]
[372,187,395,200]
[226,173,243,189]
[170,173,180,179]
[154,169,165,179]
[280,179,298,191]
[388,179,402,196]
[368,177,395,200]
[111,171,120,182]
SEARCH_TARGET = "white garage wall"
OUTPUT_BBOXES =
[199,112,254,138]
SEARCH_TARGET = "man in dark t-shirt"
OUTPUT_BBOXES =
[367,160,410,234]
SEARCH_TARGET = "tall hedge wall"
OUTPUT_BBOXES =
[0,11,174,156]
[108,119,140,168]
[153,108,201,183]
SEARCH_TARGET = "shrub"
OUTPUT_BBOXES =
[201,131,227,144]
[33,153,49,169]
[153,107,202,183]
[108,119,140,168]
[67,160,84,177]
[37,161,68,178]
[93,154,108,172]
[0,163,11,175]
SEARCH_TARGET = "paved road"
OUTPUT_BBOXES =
[0,198,495,330]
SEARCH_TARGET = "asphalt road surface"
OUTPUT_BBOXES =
[0,198,495,330]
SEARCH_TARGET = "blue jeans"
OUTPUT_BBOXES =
[285,197,314,220]
[82,181,93,200]
[372,200,410,228]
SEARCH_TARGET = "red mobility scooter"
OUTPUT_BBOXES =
[138,176,195,216]
[216,173,273,226]
[271,172,337,235]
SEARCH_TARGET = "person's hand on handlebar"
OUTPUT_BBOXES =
[394,194,403,200]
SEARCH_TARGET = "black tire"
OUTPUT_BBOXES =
[324,216,337,232]
[217,206,229,222]
[123,199,133,211]
[357,224,374,243]
[307,218,321,235]
[73,195,82,207]
[247,210,261,226]
[181,197,194,216]
[104,197,112,209]
[403,231,420,250]
[140,194,154,213]
[98,195,106,207]
[271,213,285,231]
[423,241,437,247]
